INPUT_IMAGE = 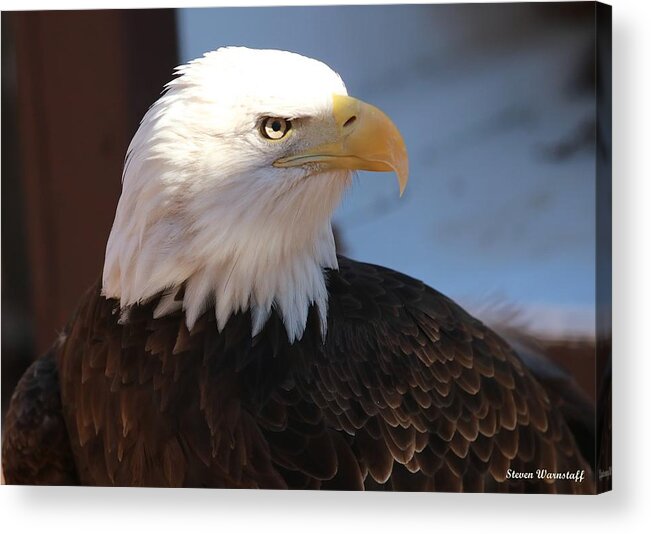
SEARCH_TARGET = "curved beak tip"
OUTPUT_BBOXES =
[395,161,409,197]
[399,176,408,197]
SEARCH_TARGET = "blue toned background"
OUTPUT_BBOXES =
[178,3,596,338]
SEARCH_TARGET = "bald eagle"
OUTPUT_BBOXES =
[3,47,594,493]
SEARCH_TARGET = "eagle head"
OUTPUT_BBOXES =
[103,47,408,342]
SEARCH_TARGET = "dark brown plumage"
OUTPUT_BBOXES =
[2,256,595,492]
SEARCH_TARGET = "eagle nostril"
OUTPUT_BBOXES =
[343,115,357,128]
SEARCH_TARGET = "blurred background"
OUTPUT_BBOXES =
[1,4,603,418]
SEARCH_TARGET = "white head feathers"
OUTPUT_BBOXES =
[102,47,351,342]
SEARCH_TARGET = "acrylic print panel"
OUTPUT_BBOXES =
[1,2,611,493]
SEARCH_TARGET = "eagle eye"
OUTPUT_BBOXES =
[260,117,291,140]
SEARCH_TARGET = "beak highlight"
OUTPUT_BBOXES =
[273,94,409,196]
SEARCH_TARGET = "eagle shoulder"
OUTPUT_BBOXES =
[2,347,78,485]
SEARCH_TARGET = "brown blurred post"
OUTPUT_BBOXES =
[9,9,178,354]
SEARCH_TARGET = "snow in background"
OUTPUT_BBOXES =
[177,4,596,339]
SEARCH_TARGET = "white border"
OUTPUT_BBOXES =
[2,0,650,532]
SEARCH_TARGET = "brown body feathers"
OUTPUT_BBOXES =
[2,256,594,492]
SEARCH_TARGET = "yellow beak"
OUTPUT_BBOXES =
[273,94,409,196]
